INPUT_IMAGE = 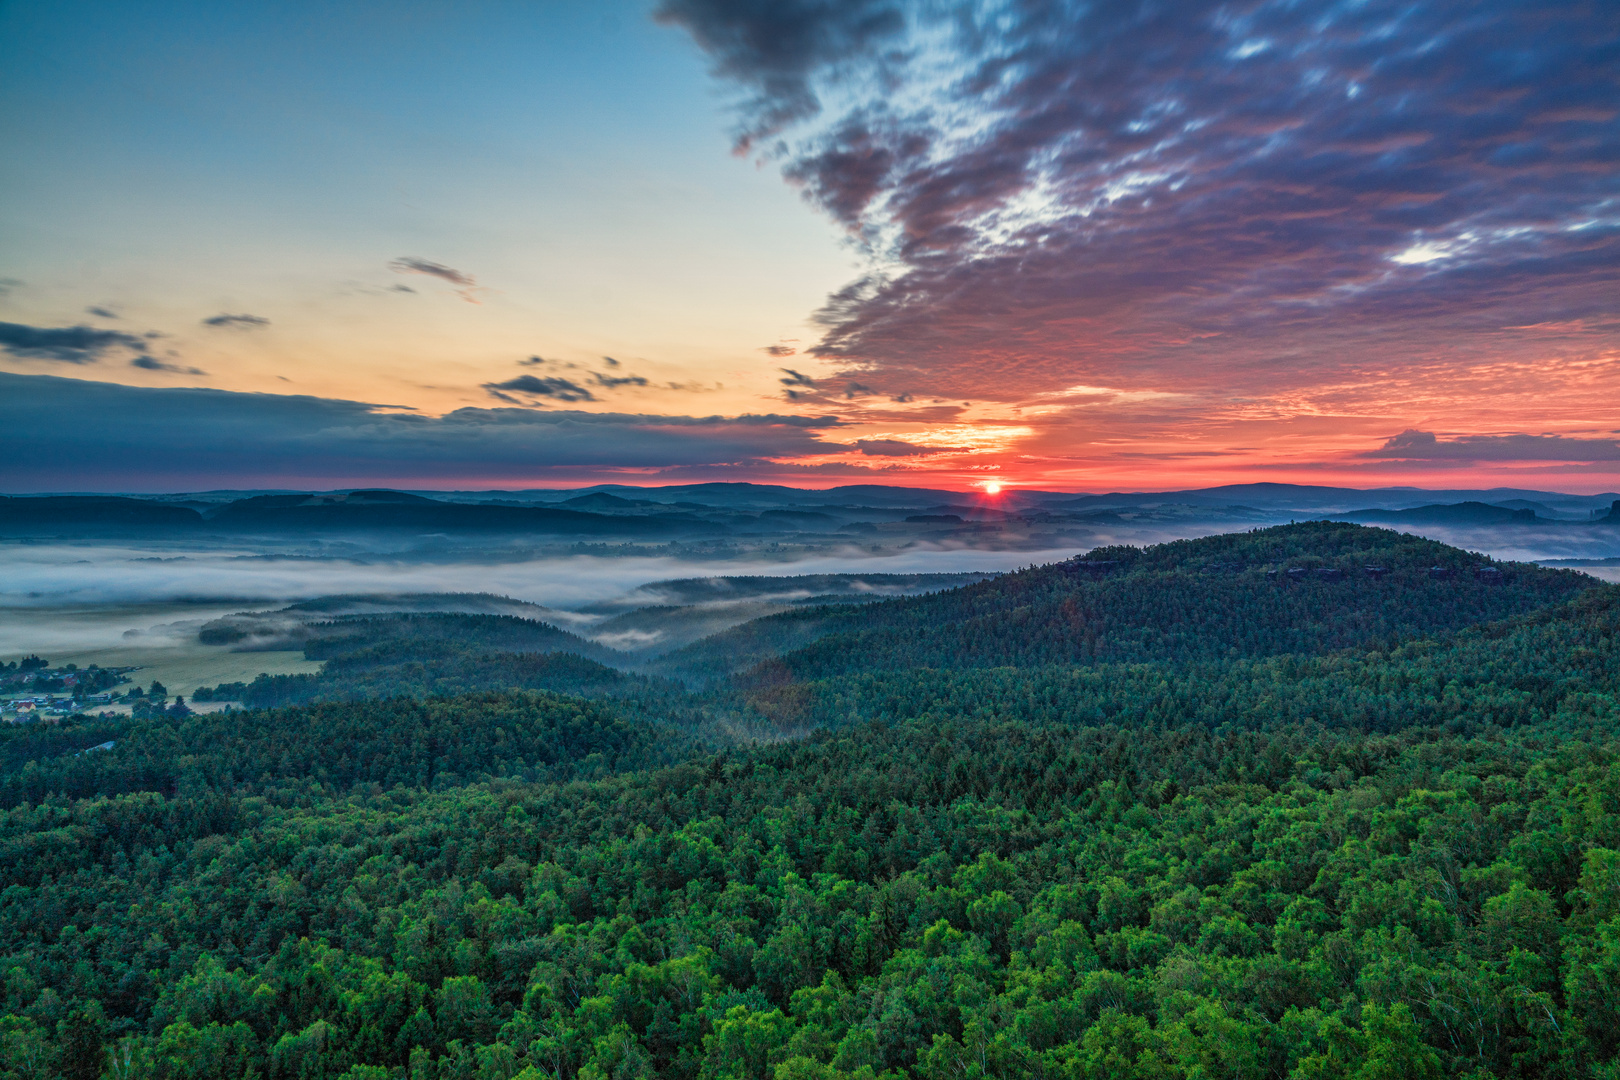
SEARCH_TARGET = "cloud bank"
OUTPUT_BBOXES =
[0,372,847,490]
[661,0,1620,406]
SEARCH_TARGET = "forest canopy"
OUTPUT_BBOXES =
[2,522,1618,1080]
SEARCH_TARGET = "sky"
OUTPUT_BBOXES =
[1,0,1617,494]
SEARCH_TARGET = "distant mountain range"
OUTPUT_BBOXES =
[1,482,1616,539]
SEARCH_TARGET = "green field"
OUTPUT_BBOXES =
[42,643,321,698]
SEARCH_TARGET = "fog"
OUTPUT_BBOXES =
[0,539,1083,660]
[4,515,1614,663]
[0,541,1079,609]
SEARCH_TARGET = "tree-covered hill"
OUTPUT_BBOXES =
[738,578,1620,736]
[661,522,1593,685]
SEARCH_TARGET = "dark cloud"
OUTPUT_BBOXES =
[666,0,1620,403]
[779,368,820,400]
[0,321,151,364]
[518,356,549,367]
[201,313,270,329]
[1369,429,1620,462]
[762,344,797,357]
[85,306,118,319]
[852,438,939,456]
[654,0,908,151]
[0,372,846,488]
[130,357,207,375]
[603,356,620,367]
[482,375,598,404]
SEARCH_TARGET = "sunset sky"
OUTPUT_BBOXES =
[2,0,1617,493]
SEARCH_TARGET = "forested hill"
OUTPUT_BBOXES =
[738,573,1620,736]
[5,522,1620,1079]
[660,522,1594,684]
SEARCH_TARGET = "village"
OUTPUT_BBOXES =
[0,655,152,722]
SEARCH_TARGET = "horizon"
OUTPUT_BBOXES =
[7,479,1620,500]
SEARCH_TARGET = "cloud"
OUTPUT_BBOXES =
[1369,429,1620,462]
[654,0,908,152]
[509,358,654,389]
[0,372,848,488]
[389,257,480,302]
[482,375,598,404]
[778,367,820,400]
[130,356,207,375]
[201,313,270,329]
[762,345,797,357]
[85,306,118,319]
[390,256,474,287]
[663,0,1620,407]
[594,372,651,389]
[852,438,939,456]
[0,321,152,364]
[0,279,20,297]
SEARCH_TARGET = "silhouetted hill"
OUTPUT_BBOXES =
[0,495,201,529]
[205,491,714,535]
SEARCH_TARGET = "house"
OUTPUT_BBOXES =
[1429,567,1453,580]
[1364,566,1387,578]
[1315,568,1344,582]
[1475,566,1505,584]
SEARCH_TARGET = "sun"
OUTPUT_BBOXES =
[983,480,1003,495]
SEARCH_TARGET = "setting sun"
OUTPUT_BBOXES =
[983,481,1003,495]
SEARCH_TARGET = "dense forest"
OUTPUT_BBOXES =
[3,523,1619,1079]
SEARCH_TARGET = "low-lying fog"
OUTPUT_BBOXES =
[0,539,1077,661]
[4,515,1615,672]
